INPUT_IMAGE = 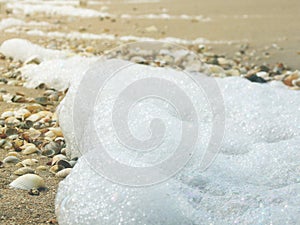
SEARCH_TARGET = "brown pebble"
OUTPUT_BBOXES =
[283,73,299,86]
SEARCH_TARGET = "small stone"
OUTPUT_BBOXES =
[28,188,40,196]
[246,74,267,83]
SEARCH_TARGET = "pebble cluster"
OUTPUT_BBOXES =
[0,54,76,198]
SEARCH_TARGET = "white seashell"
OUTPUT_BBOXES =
[23,145,39,155]
[36,165,48,171]
[21,143,35,150]
[52,154,67,165]
[14,167,35,175]
[14,108,31,119]
[5,116,20,124]
[3,141,12,148]
[28,128,41,140]
[3,156,20,164]
[26,113,41,122]
[8,134,18,140]
[1,111,14,119]
[45,131,56,139]
[21,159,38,166]
[10,174,46,190]
[48,127,63,137]
[6,152,20,157]
[0,139,6,147]
[55,168,72,178]
[37,111,52,118]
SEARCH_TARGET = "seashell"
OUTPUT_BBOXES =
[5,116,20,124]
[21,159,38,166]
[3,141,12,149]
[26,113,41,122]
[25,104,43,113]
[1,111,14,119]
[3,156,20,164]
[10,174,46,190]
[22,145,39,155]
[5,128,18,136]
[45,131,55,139]
[283,71,300,87]
[49,165,63,174]
[28,128,41,140]
[292,78,300,87]
[38,110,52,118]
[52,154,67,165]
[12,95,26,103]
[8,134,18,140]
[48,127,63,137]
[24,55,41,65]
[21,143,35,150]
[57,159,72,168]
[36,165,48,171]
[69,160,77,167]
[6,152,20,157]
[0,139,6,147]
[44,141,61,154]
[55,168,72,178]
[42,149,56,157]
[14,167,35,175]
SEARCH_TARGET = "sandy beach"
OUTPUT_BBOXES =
[0,0,299,224]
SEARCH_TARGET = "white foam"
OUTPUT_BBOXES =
[54,61,300,224]
[6,2,113,18]
[0,38,69,62]
[0,18,50,30]
[3,27,235,45]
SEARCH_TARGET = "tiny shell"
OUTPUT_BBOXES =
[48,127,63,137]
[45,131,55,139]
[26,113,41,122]
[57,159,72,168]
[52,154,67,166]
[1,111,14,119]
[3,156,20,164]
[36,165,48,171]
[28,128,41,140]
[55,168,72,178]
[25,104,43,113]
[14,167,35,175]
[21,159,38,166]
[49,165,63,174]
[22,145,39,155]
[6,152,20,157]
[44,141,61,154]
[10,174,46,190]
[42,149,56,157]
[0,139,6,147]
